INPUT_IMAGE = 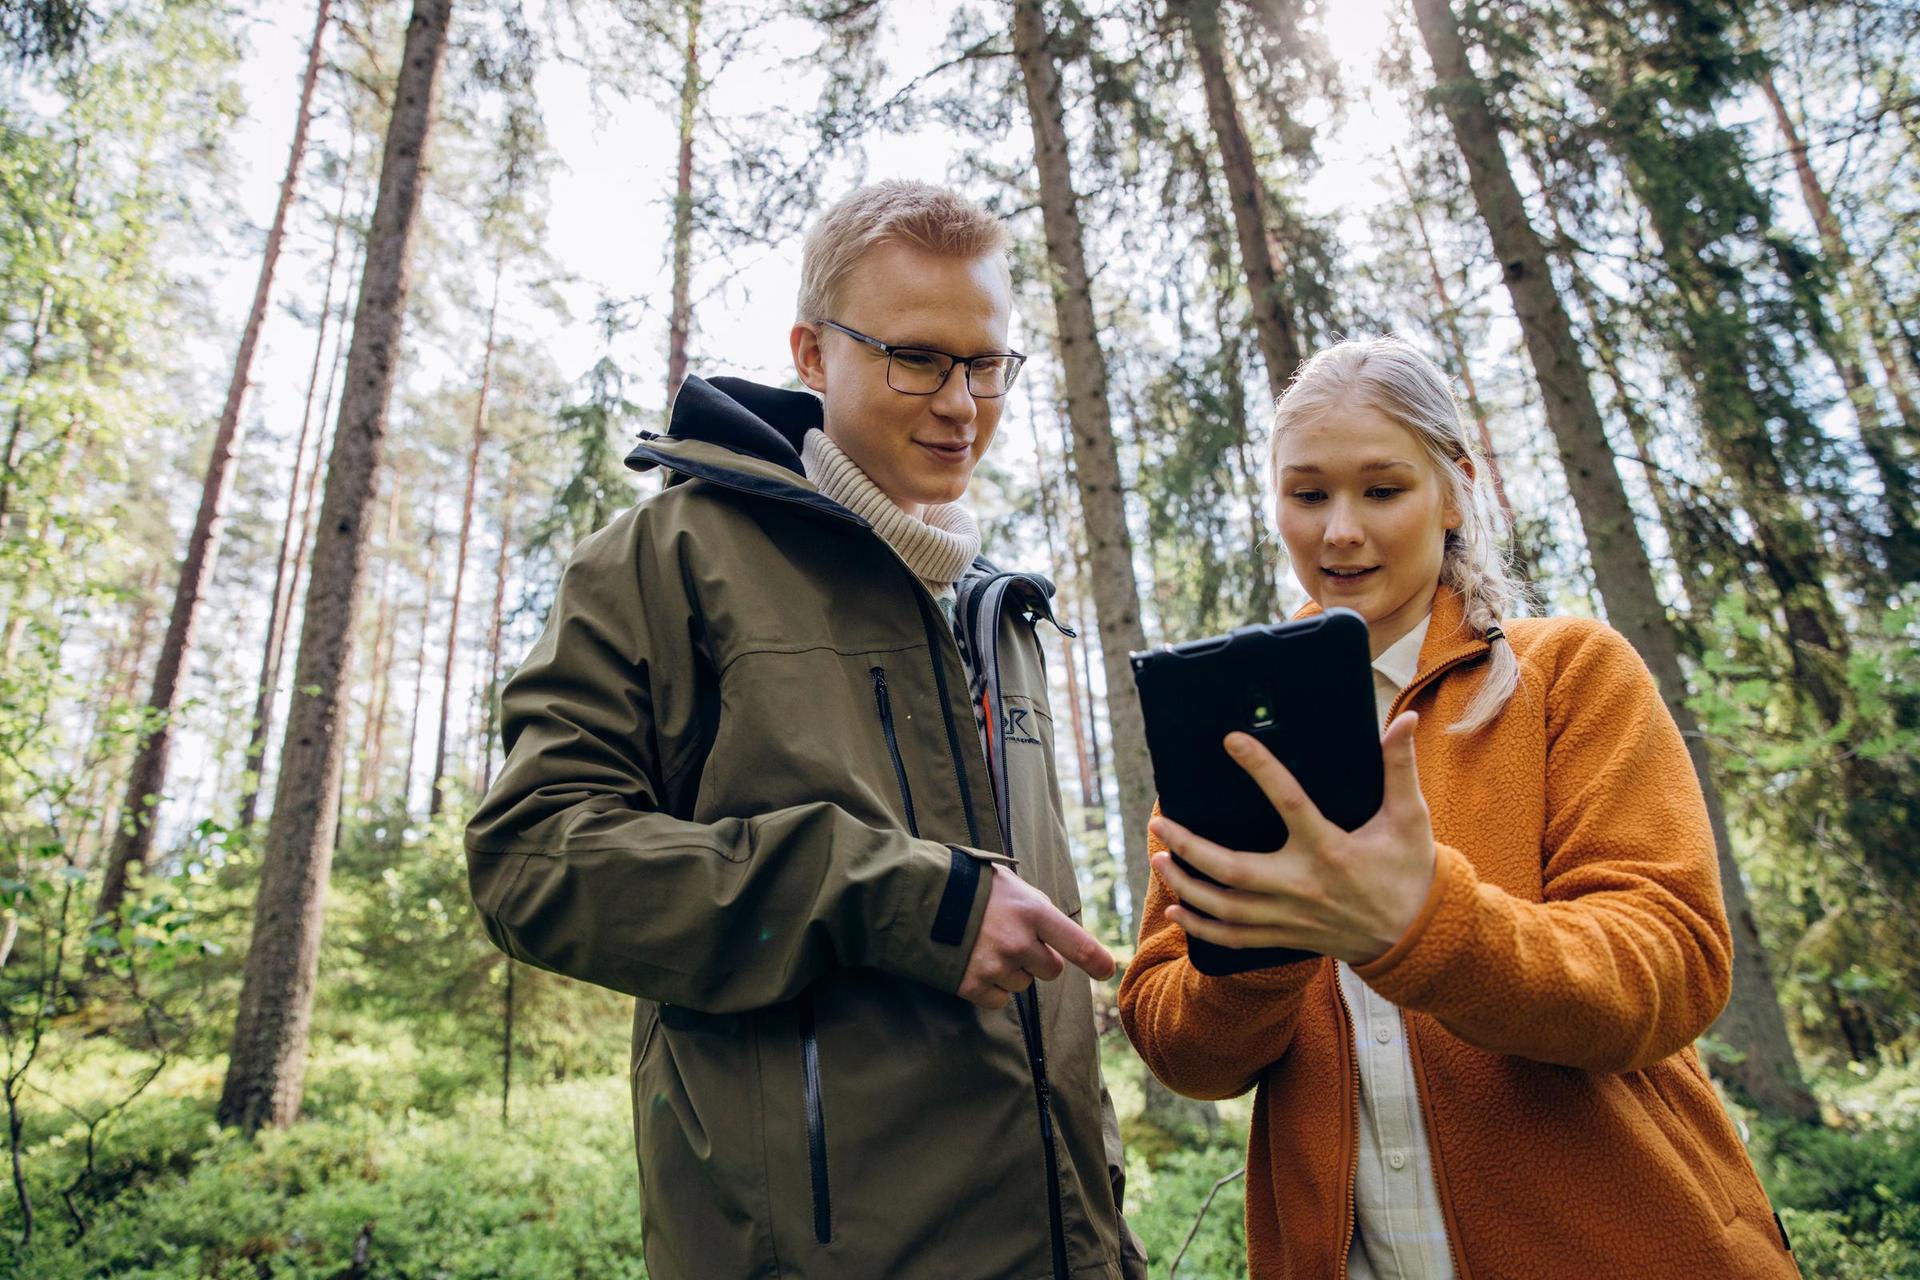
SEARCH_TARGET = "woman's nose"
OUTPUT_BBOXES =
[1323,499,1364,545]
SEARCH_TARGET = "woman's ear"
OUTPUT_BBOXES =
[791,323,828,393]
[1444,456,1476,531]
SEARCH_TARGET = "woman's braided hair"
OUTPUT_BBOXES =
[1270,335,1528,734]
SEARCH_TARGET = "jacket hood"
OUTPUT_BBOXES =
[628,375,819,476]
[624,375,857,523]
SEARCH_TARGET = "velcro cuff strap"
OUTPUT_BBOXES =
[931,845,982,946]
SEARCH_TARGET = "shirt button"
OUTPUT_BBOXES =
[1375,1026,1392,1043]
[1388,1151,1407,1171]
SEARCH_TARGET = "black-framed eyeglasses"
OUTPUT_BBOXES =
[818,319,1027,398]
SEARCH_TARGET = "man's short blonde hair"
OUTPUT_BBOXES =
[796,181,1011,322]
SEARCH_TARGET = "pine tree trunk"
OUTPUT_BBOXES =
[1013,0,1155,920]
[218,0,453,1135]
[1411,0,1817,1121]
[1631,188,1912,904]
[357,483,404,807]
[1760,70,1919,578]
[1027,403,1102,828]
[1183,0,1303,401]
[430,255,503,818]
[240,145,357,831]
[1599,80,1896,887]
[1180,127,1285,614]
[1529,166,1700,604]
[665,0,701,413]
[77,565,165,865]
[1052,413,1129,929]
[1391,149,1516,533]
[96,0,332,921]
[404,511,443,814]
[478,477,514,797]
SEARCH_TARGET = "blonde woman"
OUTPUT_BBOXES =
[1118,336,1798,1279]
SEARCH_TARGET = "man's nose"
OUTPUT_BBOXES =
[930,366,978,423]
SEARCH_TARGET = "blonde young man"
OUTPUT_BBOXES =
[467,182,1148,1280]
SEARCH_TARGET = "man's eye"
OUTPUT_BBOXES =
[892,351,942,370]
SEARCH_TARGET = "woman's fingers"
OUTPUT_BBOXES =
[1151,851,1261,922]
[1165,903,1294,950]
[1149,815,1254,888]
[1223,733,1337,844]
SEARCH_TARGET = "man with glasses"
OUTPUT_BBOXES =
[467,182,1147,1280]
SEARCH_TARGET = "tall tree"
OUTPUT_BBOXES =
[219,0,454,1134]
[428,255,502,818]
[1178,0,1303,400]
[1759,68,1919,577]
[239,147,360,832]
[356,480,405,807]
[665,0,701,410]
[1012,0,1155,920]
[1410,0,1816,1120]
[477,462,518,796]
[1574,6,1916,905]
[94,0,332,921]
[1390,147,1515,534]
[405,498,443,813]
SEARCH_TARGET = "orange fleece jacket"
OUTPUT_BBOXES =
[1118,589,1800,1279]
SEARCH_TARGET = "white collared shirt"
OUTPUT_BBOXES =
[1339,613,1456,1280]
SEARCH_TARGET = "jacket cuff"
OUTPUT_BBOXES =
[880,843,996,995]
[1351,840,1476,1001]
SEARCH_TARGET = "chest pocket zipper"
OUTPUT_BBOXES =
[872,667,920,837]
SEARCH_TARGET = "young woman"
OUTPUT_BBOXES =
[1117,336,1799,1279]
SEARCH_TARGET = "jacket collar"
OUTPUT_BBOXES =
[624,375,864,526]
[1292,584,1490,687]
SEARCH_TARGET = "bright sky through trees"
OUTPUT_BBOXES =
[211,0,1401,435]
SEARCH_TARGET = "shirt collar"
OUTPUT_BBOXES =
[1371,613,1431,693]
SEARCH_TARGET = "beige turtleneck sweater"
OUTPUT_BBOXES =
[801,428,982,607]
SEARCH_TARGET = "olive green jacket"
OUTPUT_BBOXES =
[466,376,1145,1279]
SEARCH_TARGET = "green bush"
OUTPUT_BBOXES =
[1125,1142,1249,1280]
[1751,1110,1920,1279]
[1,1073,647,1279]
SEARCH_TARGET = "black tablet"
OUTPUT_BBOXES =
[1129,608,1384,975]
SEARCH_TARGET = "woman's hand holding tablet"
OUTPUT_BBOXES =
[1147,710,1438,968]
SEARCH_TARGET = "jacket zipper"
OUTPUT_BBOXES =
[798,991,832,1245]
[1332,971,1360,1280]
[871,667,919,836]
[1016,986,1071,1280]
[1384,648,1485,723]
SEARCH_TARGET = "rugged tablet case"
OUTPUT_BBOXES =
[1130,608,1384,976]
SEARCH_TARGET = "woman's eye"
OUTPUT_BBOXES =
[1291,489,1326,504]
[1366,486,1403,500]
